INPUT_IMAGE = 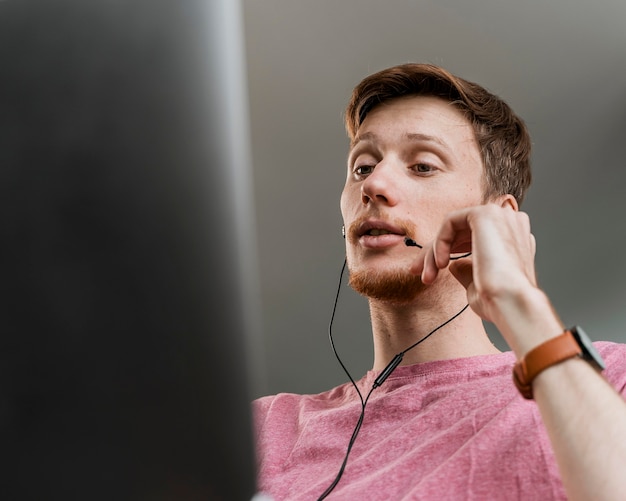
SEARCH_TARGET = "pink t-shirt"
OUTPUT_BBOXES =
[254,342,626,500]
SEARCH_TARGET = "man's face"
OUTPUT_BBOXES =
[340,95,485,303]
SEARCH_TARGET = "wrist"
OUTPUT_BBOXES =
[513,325,606,399]
[492,286,563,358]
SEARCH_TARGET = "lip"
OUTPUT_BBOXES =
[356,219,405,237]
[355,219,407,249]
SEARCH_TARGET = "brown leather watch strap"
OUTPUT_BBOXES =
[513,330,582,399]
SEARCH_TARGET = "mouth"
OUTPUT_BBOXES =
[356,220,406,238]
[350,220,411,250]
[364,228,397,236]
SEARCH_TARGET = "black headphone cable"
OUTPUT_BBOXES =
[317,256,470,500]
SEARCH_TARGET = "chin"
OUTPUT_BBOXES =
[348,267,427,304]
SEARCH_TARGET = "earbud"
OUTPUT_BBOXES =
[341,225,345,238]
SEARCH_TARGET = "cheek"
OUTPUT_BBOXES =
[339,187,356,219]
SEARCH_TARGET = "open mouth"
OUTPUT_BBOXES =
[366,228,396,236]
[352,220,409,248]
[356,220,406,238]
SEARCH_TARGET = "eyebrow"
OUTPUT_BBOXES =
[352,131,448,149]
[405,132,448,148]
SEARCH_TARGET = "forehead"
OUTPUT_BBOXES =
[351,95,478,151]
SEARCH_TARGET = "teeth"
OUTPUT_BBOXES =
[369,229,392,236]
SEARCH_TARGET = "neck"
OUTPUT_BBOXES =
[369,287,500,371]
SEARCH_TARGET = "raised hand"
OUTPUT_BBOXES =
[411,201,559,356]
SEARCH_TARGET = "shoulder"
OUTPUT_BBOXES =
[252,381,357,426]
[595,341,626,394]
[595,341,626,366]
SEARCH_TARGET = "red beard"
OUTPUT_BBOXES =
[348,266,427,304]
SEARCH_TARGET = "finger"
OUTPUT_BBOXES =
[432,208,474,269]
[420,245,439,284]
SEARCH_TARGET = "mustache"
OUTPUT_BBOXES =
[346,215,419,244]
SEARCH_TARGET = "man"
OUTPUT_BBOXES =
[254,64,626,500]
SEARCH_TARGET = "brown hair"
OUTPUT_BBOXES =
[345,63,532,204]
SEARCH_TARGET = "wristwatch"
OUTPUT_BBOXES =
[513,326,606,399]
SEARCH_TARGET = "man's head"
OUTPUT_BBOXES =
[340,64,530,303]
[345,63,532,204]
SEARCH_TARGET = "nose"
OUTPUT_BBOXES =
[360,162,398,206]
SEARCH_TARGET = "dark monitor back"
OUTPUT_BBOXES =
[1,1,257,499]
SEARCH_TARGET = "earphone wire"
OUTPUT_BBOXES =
[319,256,469,500]
[326,258,364,407]
[318,257,367,500]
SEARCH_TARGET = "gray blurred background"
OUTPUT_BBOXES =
[243,0,626,398]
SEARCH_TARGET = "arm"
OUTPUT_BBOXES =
[417,202,626,501]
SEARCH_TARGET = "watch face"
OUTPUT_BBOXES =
[571,326,606,371]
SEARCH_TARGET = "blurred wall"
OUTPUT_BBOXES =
[243,0,626,397]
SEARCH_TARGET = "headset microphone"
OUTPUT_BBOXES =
[405,237,471,260]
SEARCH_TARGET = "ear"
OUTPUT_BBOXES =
[492,194,519,211]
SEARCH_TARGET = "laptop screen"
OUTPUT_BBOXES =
[1,0,259,499]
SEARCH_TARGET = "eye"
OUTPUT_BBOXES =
[354,164,375,177]
[412,163,436,174]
